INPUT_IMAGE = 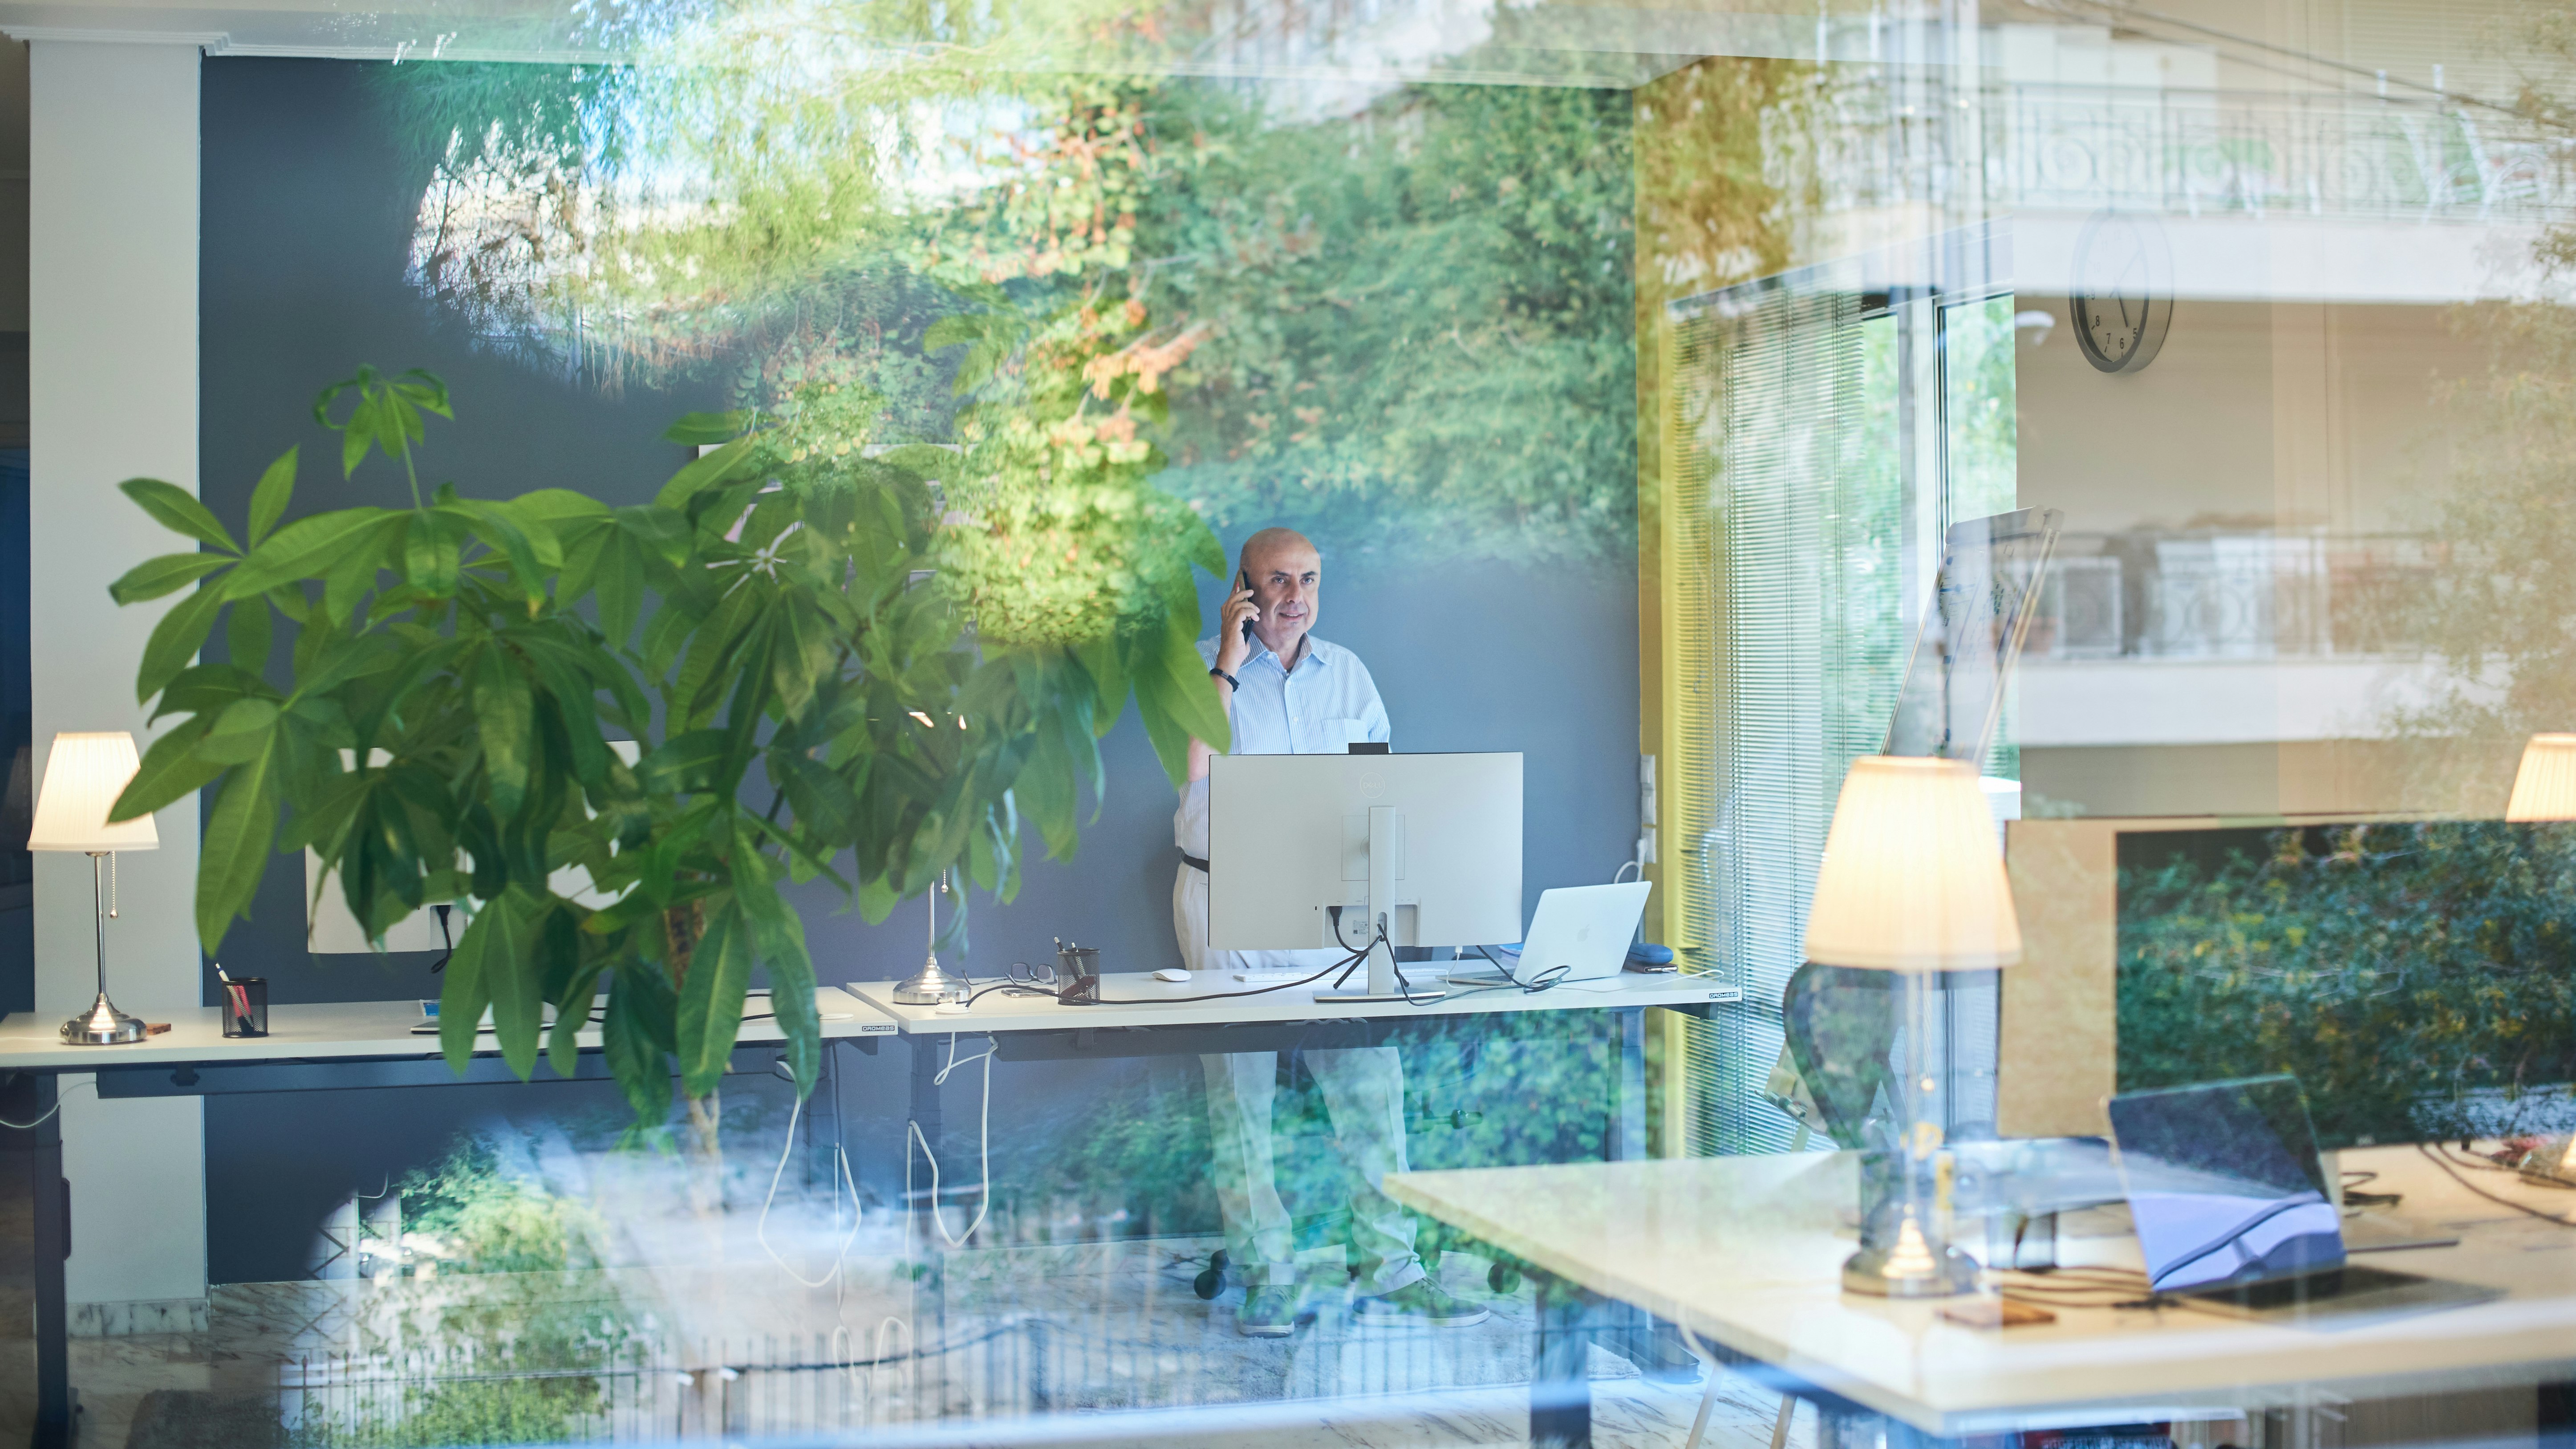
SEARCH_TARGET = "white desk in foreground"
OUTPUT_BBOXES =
[1387,1146,2576,1445]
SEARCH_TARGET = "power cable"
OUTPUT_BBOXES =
[0,1078,94,1131]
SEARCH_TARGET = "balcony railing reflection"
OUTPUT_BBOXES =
[2028,531,2436,662]
[2006,85,2570,223]
[1806,83,2573,224]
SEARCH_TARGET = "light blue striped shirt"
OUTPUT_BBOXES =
[1173,634,1391,856]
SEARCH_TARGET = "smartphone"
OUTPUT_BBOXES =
[1237,569,1257,644]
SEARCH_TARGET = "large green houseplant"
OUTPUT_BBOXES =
[104,365,1229,1140]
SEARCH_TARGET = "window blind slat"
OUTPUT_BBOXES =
[1667,280,1899,1157]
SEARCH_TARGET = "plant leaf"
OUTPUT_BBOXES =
[402,511,462,596]
[1074,633,1126,739]
[226,597,272,675]
[247,448,297,547]
[474,891,546,1080]
[673,900,754,1099]
[655,436,756,511]
[734,832,820,1093]
[601,965,673,1125]
[438,902,495,1073]
[663,410,750,446]
[226,509,400,597]
[1150,609,1230,752]
[472,647,534,823]
[547,960,602,1081]
[137,585,227,705]
[119,478,239,554]
[199,696,280,765]
[110,716,220,823]
[110,553,229,606]
[196,742,279,955]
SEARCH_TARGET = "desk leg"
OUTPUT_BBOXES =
[1593,1010,1698,1383]
[1607,1007,1646,1163]
[2543,1380,2573,1449]
[1530,1274,1593,1449]
[29,1075,67,1449]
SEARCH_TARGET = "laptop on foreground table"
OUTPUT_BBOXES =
[2108,1076,2492,1319]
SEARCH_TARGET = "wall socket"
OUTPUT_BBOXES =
[1637,755,1658,867]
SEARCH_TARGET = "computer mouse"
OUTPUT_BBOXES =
[1153,968,1192,983]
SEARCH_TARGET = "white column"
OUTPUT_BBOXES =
[28,37,207,1323]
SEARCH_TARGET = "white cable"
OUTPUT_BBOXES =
[876,1314,914,1407]
[906,1031,995,1246]
[0,1078,94,1131]
[830,1323,866,1414]
[874,1314,912,1365]
[1613,860,1641,884]
[757,1094,864,1288]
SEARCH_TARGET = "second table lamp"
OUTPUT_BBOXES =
[1804,754,2022,1297]
[28,731,159,1045]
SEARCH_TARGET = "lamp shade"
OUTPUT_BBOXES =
[2507,734,2576,822]
[1803,755,2020,971]
[28,732,158,853]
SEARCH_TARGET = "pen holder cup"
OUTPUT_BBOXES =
[219,978,268,1039]
[1055,944,1102,1004]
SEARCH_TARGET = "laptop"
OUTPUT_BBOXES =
[1447,882,1652,987]
[2107,1076,2488,1318]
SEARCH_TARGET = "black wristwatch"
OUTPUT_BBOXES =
[1209,665,1240,690]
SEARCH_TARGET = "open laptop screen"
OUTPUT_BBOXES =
[2109,1076,2347,1293]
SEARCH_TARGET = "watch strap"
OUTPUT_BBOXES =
[1208,666,1241,690]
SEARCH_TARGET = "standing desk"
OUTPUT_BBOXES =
[0,989,891,1449]
[843,969,1740,1171]
[843,969,1739,1388]
[1386,1145,2576,1449]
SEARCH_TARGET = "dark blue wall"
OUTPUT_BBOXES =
[197,56,1639,1283]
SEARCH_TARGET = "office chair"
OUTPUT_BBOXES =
[1779,962,1904,1150]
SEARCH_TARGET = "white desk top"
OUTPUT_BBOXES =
[0,988,891,1071]
[1386,1145,2576,1435]
[842,969,1737,1035]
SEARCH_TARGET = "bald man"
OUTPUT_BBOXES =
[1171,528,1488,1337]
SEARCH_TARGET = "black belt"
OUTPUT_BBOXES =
[1181,853,1210,873]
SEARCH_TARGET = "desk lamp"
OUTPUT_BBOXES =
[2505,734,2576,1184]
[1804,755,2021,1297]
[891,871,969,1006]
[28,732,159,1045]
[2506,734,2576,823]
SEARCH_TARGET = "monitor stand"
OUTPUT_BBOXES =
[1312,808,1443,1003]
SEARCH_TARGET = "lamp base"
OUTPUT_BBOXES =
[1841,1242,1981,1298]
[889,956,970,1007]
[1841,1212,1981,1298]
[60,992,148,1046]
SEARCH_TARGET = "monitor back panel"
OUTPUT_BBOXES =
[1208,752,1523,952]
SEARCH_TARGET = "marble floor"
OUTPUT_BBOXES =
[70,1236,1816,1449]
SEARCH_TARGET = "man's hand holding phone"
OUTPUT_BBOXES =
[1217,572,1260,674]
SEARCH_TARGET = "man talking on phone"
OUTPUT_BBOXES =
[1171,527,1488,1337]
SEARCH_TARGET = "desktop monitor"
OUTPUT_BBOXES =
[2114,819,2576,1149]
[1207,751,1523,1001]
